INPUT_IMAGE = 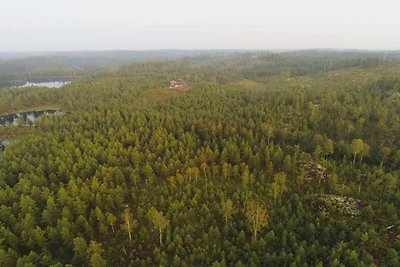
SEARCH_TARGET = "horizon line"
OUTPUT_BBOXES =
[1,48,399,55]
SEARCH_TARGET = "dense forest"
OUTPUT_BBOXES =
[0,51,399,266]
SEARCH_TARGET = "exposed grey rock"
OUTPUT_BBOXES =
[312,194,368,219]
[298,159,330,185]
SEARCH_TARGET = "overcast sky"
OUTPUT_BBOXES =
[1,0,399,51]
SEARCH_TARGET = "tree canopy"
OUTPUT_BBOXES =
[0,51,399,266]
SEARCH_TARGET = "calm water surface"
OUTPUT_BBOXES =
[18,81,70,88]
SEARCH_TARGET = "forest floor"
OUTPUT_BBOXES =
[0,126,31,140]
[307,67,396,87]
[230,66,400,92]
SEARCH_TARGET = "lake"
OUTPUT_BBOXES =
[0,109,62,127]
[18,81,70,88]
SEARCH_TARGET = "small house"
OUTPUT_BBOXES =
[169,79,193,90]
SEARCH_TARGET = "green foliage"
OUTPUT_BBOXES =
[0,51,399,266]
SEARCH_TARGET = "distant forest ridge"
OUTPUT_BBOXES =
[1,49,400,87]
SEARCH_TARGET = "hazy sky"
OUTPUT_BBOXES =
[1,0,400,51]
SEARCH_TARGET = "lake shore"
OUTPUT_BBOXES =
[0,105,61,117]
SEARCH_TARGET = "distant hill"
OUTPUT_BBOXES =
[0,50,236,87]
[1,49,400,87]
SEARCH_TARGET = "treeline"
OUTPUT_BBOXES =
[162,50,400,82]
[0,87,60,115]
[0,56,98,87]
[2,50,399,87]
[0,49,230,87]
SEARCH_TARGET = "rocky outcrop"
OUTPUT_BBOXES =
[0,140,10,151]
[312,194,368,219]
[298,159,330,184]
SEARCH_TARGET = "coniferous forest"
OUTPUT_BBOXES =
[0,51,399,266]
